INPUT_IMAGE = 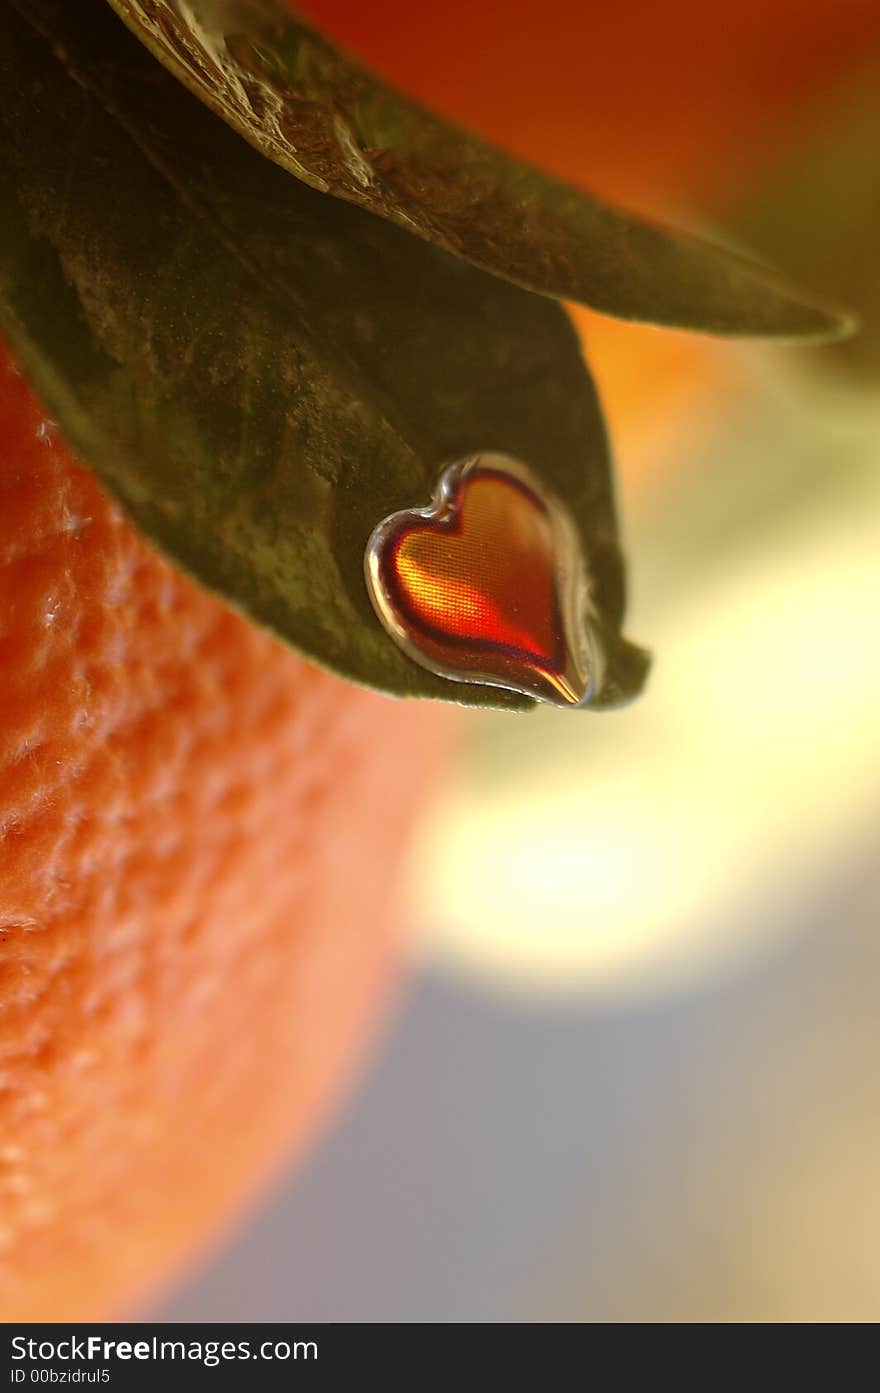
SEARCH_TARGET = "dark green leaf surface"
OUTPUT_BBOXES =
[104,0,852,341]
[0,0,647,709]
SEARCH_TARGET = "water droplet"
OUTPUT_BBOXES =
[365,453,602,707]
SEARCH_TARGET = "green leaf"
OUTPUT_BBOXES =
[104,0,853,341]
[0,0,647,710]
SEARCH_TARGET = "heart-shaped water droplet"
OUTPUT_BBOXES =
[364,453,602,707]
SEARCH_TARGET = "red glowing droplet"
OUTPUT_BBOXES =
[365,454,600,707]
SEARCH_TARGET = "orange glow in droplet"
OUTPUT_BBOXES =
[389,472,559,665]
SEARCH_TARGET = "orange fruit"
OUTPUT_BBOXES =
[0,344,442,1320]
